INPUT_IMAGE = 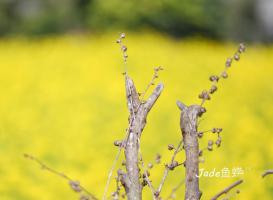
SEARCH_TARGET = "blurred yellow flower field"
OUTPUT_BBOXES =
[0,33,273,199]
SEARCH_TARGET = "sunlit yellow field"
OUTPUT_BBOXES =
[0,33,273,200]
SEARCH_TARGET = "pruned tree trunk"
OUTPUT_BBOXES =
[177,101,202,200]
[124,75,163,200]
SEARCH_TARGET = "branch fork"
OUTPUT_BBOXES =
[123,75,164,200]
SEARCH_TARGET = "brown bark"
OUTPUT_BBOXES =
[124,75,163,200]
[177,101,202,200]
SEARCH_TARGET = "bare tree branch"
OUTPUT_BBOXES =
[104,34,165,199]
[262,170,273,178]
[24,154,98,200]
[173,43,246,200]
[144,83,164,113]
[125,75,141,114]
[124,75,164,200]
[177,102,203,200]
[157,140,183,195]
[104,66,164,200]
[211,179,243,200]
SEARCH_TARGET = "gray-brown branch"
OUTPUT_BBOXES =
[124,75,163,200]
[210,179,243,200]
[177,100,203,200]
[157,140,183,195]
[24,154,98,200]
[262,170,273,178]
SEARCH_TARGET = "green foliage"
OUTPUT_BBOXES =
[0,0,267,41]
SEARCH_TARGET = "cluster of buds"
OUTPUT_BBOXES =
[198,127,222,138]
[209,85,217,94]
[198,127,223,152]
[141,169,152,188]
[139,66,164,98]
[155,153,161,164]
[215,135,222,147]
[151,66,164,85]
[233,44,246,61]
[147,163,153,169]
[69,180,82,192]
[116,33,128,63]
[209,75,219,82]
[69,180,91,200]
[198,107,207,117]
[212,128,223,134]
[198,90,211,100]
[24,154,95,200]
[225,57,232,67]
[69,180,90,200]
[227,43,245,65]
[167,144,175,151]
[213,128,223,147]
[205,128,223,151]
[167,161,179,170]
[198,43,246,106]
[113,140,123,147]
[207,140,214,151]
[113,170,128,199]
[221,71,228,79]
[197,131,204,138]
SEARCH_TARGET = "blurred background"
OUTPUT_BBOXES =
[0,0,273,42]
[0,0,273,200]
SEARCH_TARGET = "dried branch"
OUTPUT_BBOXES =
[104,51,163,199]
[140,66,163,99]
[116,33,128,66]
[124,75,164,200]
[137,67,164,199]
[173,44,246,200]
[144,82,164,114]
[210,179,243,200]
[199,43,246,107]
[24,154,98,200]
[177,102,203,200]
[262,170,273,178]
[104,33,165,200]
[156,140,183,195]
